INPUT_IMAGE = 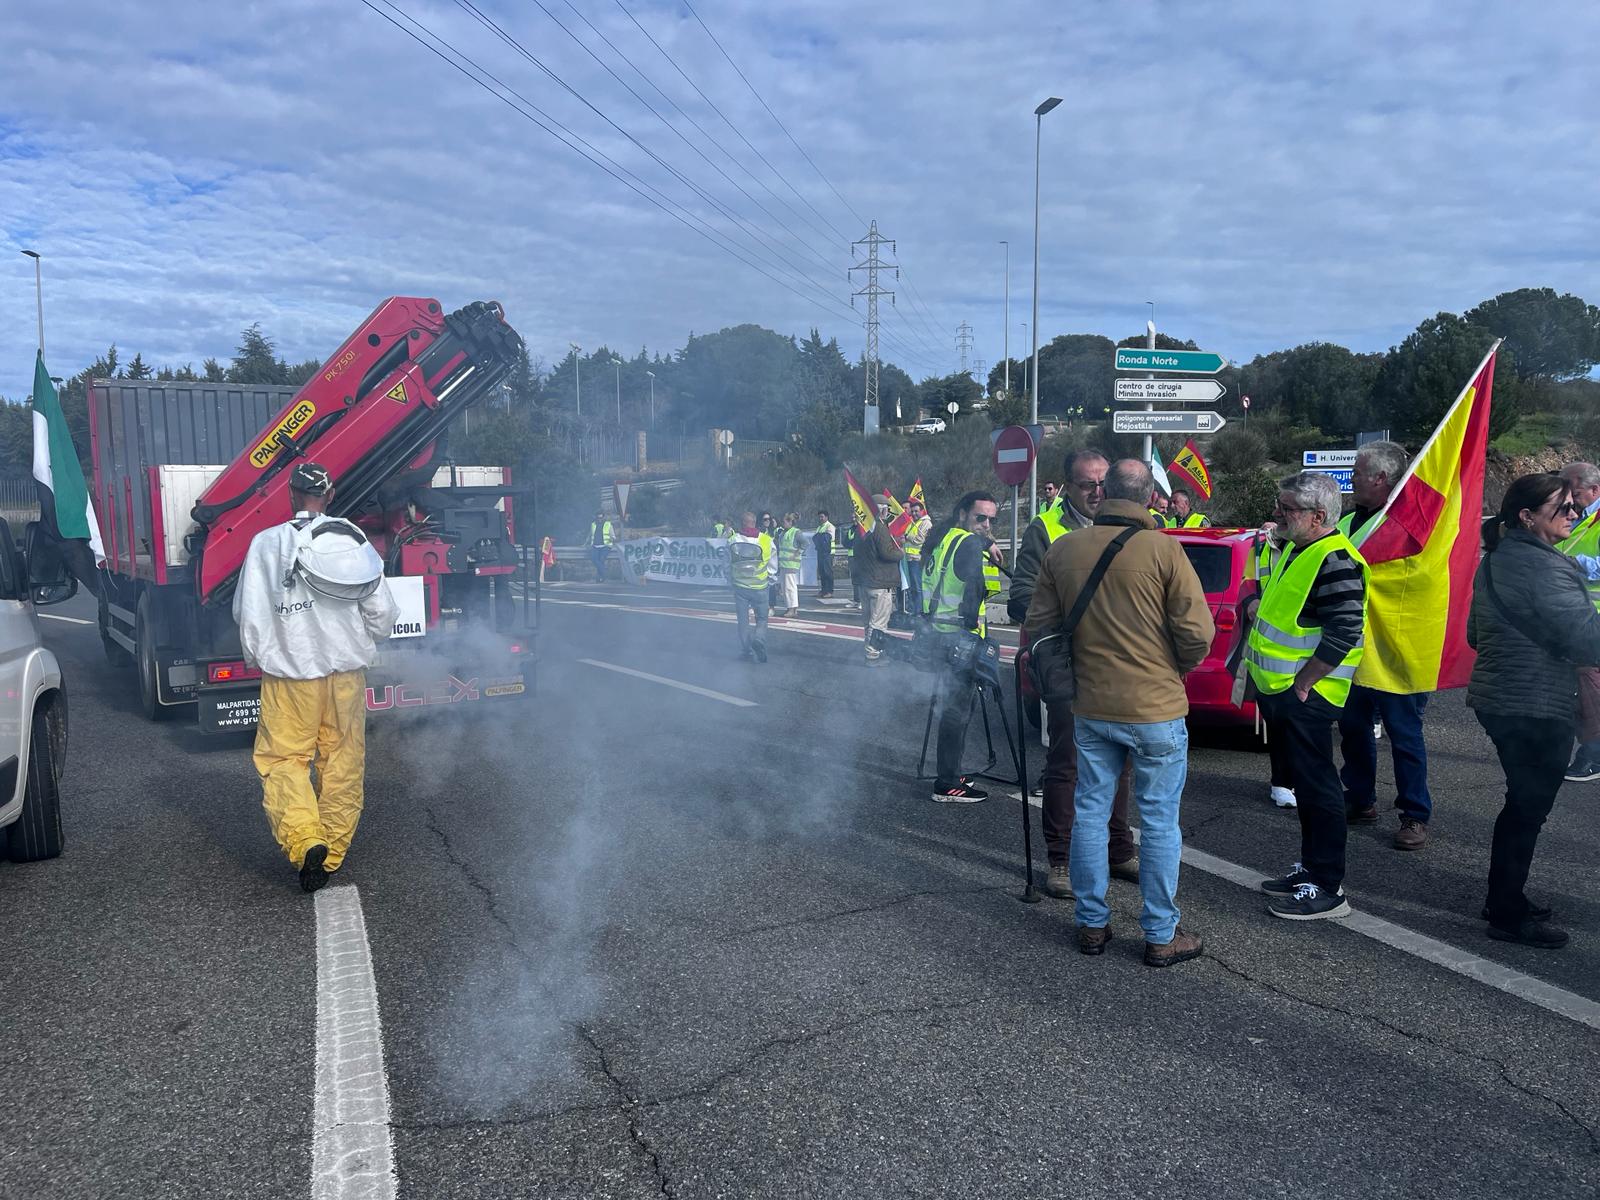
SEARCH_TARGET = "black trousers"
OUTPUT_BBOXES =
[1041,700,1134,867]
[1475,712,1571,929]
[818,554,834,596]
[934,667,976,785]
[1258,689,1346,892]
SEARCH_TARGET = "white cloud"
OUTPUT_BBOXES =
[2,0,1596,401]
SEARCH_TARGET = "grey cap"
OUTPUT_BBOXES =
[290,461,332,496]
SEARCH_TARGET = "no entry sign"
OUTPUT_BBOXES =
[992,425,1036,487]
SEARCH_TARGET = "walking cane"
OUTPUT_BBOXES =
[1014,647,1040,904]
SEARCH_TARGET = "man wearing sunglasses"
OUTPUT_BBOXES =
[1250,472,1369,921]
[924,490,1001,802]
[1336,440,1434,851]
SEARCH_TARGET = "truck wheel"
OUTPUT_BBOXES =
[99,590,132,669]
[136,592,175,722]
[4,706,64,862]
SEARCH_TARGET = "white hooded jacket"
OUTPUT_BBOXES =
[233,512,399,681]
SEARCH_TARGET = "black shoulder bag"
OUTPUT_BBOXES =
[1026,528,1138,706]
[1479,552,1573,662]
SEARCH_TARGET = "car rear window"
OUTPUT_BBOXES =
[1181,544,1233,596]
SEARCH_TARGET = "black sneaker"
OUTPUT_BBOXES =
[1482,902,1553,922]
[931,780,989,803]
[1564,757,1600,782]
[1267,882,1351,920]
[299,844,330,894]
[753,643,767,663]
[1259,862,1313,896]
[1487,920,1569,949]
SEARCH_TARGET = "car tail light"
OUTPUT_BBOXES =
[509,642,524,654]
[208,660,263,683]
[1215,604,1237,632]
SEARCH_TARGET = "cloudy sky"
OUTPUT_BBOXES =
[2,0,1596,401]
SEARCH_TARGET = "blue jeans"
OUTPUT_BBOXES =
[1338,688,1432,822]
[590,545,610,580]
[733,588,768,653]
[1071,716,1189,944]
[903,556,924,617]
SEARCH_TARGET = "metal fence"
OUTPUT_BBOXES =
[0,476,39,525]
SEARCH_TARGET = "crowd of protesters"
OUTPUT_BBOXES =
[579,446,1600,957]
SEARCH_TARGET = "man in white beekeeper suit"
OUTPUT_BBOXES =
[234,461,398,892]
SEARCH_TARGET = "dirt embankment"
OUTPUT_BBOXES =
[1484,441,1584,511]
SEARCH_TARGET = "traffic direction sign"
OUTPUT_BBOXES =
[1303,449,1357,468]
[1111,410,1227,435]
[992,425,1037,487]
[1114,378,1226,404]
[1114,347,1228,374]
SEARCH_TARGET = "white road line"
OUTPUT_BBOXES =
[1000,787,1600,1031]
[313,886,397,1200]
[39,613,94,625]
[579,657,758,707]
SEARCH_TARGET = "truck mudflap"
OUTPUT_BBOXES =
[196,652,536,734]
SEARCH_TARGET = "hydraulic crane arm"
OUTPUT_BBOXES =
[189,297,523,605]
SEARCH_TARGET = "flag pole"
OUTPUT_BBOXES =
[1369,338,1503,526]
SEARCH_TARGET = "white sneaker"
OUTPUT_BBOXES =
[1373,721,1383,741]
[1270,786,1297,809]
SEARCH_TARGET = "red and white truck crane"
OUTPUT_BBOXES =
[89,296,537,731]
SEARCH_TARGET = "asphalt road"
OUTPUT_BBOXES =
[4,580,1600,1199]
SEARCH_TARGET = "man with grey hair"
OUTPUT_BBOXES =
[1336,440,1433,850]
[1556,461,1600,780]
[1025,458,1214,965]
[1249,472,1368,920]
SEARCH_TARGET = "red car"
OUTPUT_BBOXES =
[1019,526,1264,727]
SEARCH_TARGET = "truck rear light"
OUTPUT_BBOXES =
[208,660,262,683]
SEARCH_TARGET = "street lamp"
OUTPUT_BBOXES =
[20,249,43,354]
[1030,95,1062,517]
[645,370,656,429]
[999,241,1010,400]
[568,342,582,416]
[611,356,623,424]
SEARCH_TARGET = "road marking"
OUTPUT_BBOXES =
[1000,787,1600,1031]
[313,886,397,1200]
[39,613,94,625]
[579,657,758,707]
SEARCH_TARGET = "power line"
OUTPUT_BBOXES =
[359,0,869,333]
[613,0,849,247]
[680,0,867,230]
[449,0,849,307]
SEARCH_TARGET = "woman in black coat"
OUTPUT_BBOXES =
[1468,472,1600,948]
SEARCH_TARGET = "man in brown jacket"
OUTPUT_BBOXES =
[1024,459,1215,967]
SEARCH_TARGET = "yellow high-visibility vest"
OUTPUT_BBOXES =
[925,528,985,637]
[1246,531,1368,708]
[728,533,774,591]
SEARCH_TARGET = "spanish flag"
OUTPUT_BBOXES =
[1168,440,1212,500]
[1349,342,1499,692]
[844,466,876,534]
[880,489,912,538]
[908,478,926,511]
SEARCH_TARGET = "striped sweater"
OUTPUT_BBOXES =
[1280,532,1366,666]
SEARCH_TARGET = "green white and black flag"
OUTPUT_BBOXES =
[31,351,105,565]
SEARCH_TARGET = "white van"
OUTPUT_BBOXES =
[0,520,74,863]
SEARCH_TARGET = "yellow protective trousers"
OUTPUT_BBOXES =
[253,671,369,872]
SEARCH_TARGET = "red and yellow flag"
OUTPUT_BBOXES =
[844,466,876,533]
[908,478,926,511]
[1351,343,1499,692]
[880,489,913,538]
[1167,440,1212,500]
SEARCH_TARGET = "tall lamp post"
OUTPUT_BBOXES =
[645,370,656,430]
[999,241,1010,400]
[21,249,43,354]
[1030,96,1062,518]
[611,357,623,424]
[568,342,583,416]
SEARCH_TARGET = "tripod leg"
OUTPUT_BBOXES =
[917,682,938,780]
[1012,666,1039,903]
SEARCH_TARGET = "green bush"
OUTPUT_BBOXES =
[1208,425,1271,476]
[1209,468,1280,527]
[1490,412,1564,457]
